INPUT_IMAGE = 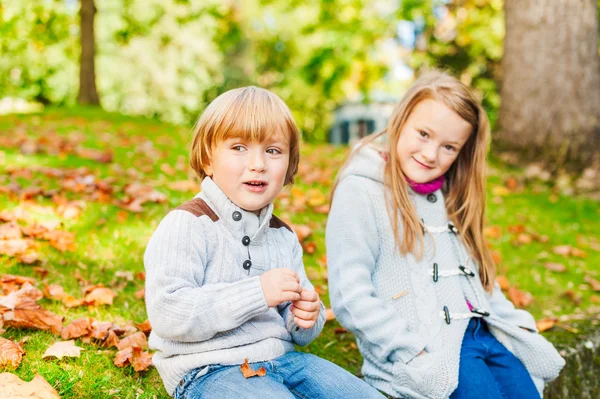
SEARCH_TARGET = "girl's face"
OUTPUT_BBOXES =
[396,99,472,183]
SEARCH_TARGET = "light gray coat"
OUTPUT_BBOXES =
[326,145,564,398]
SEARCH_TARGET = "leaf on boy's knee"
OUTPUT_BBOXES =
[240,358,267,379]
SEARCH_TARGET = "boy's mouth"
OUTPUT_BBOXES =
[244,180,268,192]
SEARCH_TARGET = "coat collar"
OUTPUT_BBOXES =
[196,177,274,240]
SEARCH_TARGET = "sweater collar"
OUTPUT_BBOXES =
[197,177,274,240]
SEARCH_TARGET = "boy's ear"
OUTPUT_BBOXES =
[203,163,213,177]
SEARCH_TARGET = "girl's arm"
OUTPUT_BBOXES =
[326,177,426,364]
[144,210,269,342]
[488,281,538,332]
[277,237,326,346]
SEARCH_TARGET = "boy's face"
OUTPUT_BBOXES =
[204,135,290,213]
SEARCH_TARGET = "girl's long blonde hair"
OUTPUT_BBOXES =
[332,71,495,292]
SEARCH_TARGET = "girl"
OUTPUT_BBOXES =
[326,71,564,399]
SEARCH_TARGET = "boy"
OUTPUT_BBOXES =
[144,87,383,398]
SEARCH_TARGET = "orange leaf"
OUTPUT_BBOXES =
[43,284,65,301]
[290,224,312,243]
[0,337,25,369]
[3,308,63,335]
[302,242,317,255]
[101,330,120,349]
[239,358,267,379]
[62,295,84,308]
[544,263,567,273]
[114,346,133,368]
[0,222,22,240]
[484,226,502,239]
[584,275,600,291]
[117,331,148,350]
[134,288,145,300]
[135,320,152,335]
[0,373,60,398]
[507,286,533,308]
[132,346,153,372]
[84,287,117,306]
[536,317,557,333]
[61,317,93,340]
[495,275,510,291]
[325,308,336,321]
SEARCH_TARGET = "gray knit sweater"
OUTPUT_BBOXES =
[144,177,326,395]
[326,145,565,399]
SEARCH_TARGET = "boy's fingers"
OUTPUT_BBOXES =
[281,292,302,302]
[292,300,320,312]
[281,269,300,281]
[290,306,316,321]
[281,282,302,293]
[294,317,316,329]
[299,290,319,302]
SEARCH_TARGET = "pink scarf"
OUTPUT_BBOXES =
[405,175,445,195]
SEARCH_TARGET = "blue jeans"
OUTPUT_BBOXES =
[449,318,540,399]
[173,351,385,399]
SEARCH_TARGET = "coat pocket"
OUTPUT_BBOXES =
[392,351,458,399]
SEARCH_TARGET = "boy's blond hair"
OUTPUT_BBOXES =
[190,86,300,185]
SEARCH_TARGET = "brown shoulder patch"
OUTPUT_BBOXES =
[175,198,219,222]
[269,215,292,233]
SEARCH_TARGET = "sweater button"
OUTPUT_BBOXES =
[243,260,252,270]
[427,193,437,203]
[242,236,251,246]
[232,211,242,221]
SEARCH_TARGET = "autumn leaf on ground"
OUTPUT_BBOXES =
[0,221,22,239]
[553,245,587,258]
[3,307,63,335]
[0,337,25,369]
[325,308,336,321]
[0,238,36,257]
[134,320,152,335]
[117,331,148,350]
[132,346,153,372]
[536,317,557,333]
[134,287,145,300]
[563,290,582,305]
[240,358,267,379]
[76,147,113,163]
[584,275,600,291]
[0,282,43,310]
[62,295,85,308]
[0,373,60,399]
[290,224,312,243]
[114,346,133,368]
[544,263,567,273]
[302,241,317,255]
[61,317,93,340]
[495,275,510,291]
[484,226,502,239]
[43,284,65,301]
[42,340,84,360]
[84,287,117,306]
[168,180,199,192]
[507,286,533,308]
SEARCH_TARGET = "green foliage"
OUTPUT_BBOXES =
[397,0,504,128]
[0,0,394,141]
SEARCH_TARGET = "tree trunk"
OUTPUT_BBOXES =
[497,0,600,169]
[78,0,100,106]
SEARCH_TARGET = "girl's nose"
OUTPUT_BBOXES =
[422,143,437,163]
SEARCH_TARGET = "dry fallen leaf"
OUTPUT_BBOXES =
[0,373,60,399]
[84,287,117,306]
[43,284,65,301]
[117,331,148,350]
[135,320,152,335]
[0,337,25,369]
[114,346,133,368]
[536,317,557,333]
[584,275,600,291]
[495,275,510,291]
[42,340,84,360]
[3,308,63,335]
[544,263,567,273]
[240,358,267,379]
[290,224,312,243]
[61,317,93,340]
[132,346,153,372]
[507,286,533,308]
[325,308,336,321]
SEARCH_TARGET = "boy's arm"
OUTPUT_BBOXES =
[277,236,326,346]
[144,210,269,342]
[487,281,538,332]
[326,177,426,364]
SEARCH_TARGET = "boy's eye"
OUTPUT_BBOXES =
[266,148,282,155]
[231,145,246,152]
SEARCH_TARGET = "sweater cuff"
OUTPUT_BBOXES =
[220,276,269,325]
[388,340,426,364]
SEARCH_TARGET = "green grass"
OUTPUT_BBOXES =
[0,106,598,398]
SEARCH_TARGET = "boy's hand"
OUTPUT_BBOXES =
[290,289,320,329]
[260,268,302,307]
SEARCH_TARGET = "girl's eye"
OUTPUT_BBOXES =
[444,145,456,152]
[419,131,428,138]
[266,148,281,155]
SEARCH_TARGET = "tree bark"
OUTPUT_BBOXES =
[78,0,100,106]
[497,0,600,169]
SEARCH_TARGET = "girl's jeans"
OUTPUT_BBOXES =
[450,318,540,399]
[173,350,384,399]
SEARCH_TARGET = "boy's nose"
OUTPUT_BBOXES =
[248,151,266,172]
